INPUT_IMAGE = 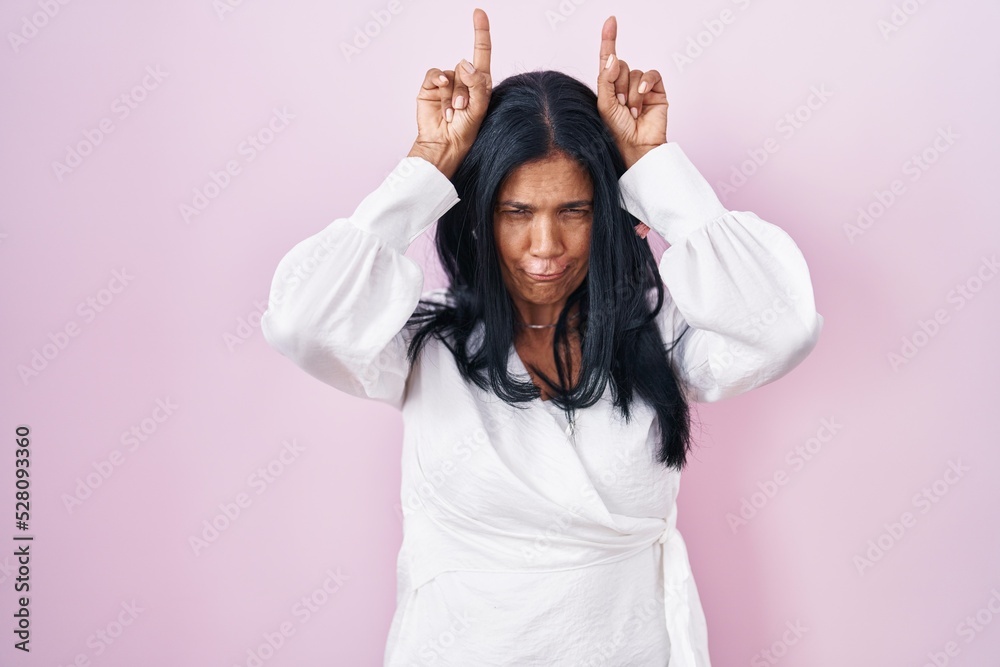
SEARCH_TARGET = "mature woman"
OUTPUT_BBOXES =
[261,8,823,666]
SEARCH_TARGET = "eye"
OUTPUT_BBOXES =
[501,209,529,217]
[563,209,589,215]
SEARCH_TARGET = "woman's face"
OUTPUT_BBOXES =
[492,152,593,322]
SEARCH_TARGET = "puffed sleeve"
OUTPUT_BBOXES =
[618,142,824,403]
[260,155,461,410]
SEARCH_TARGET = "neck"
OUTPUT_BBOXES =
[515,299,580,325]
[514,301,581,337]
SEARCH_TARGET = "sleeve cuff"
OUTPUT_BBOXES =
[348,155,461,254]
[618,142,729,247]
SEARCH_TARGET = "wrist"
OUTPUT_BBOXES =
[622,141,667,171]
[407,142,461,180]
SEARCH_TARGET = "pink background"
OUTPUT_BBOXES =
[3,0,999,665]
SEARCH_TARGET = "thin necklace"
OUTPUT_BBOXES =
[517,311,582,329]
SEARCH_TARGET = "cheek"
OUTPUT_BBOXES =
[493,232,520,269]
[573,229,593,260]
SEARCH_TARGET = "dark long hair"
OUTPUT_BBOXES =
[404,69,695,470]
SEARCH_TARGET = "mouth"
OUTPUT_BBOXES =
[525,268,567,282]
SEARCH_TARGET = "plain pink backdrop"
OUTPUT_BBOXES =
[2,1,999,665]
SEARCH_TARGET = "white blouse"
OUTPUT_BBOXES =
[260,142,824,666]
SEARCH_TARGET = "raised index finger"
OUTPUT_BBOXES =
[472,8,491,74]
[600,15,617,71]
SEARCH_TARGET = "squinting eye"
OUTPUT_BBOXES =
[502,210,528,217]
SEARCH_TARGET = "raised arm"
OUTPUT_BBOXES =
[261,8,492,410]
[260,158,461,409]
[596,15,822,402]
[618,142,823,402]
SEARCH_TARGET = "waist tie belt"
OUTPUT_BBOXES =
[658,524,711,666]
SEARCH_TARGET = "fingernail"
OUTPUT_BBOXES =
[455,95,465,109]
[630,107,638,119]
[638,81,647,94]
[461,59,476,73]
[446,107,454,123]
[605,54,615,70]
[617,93,626,105]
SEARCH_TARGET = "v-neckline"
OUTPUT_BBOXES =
[507,346,579,452]
[508,343,555,405]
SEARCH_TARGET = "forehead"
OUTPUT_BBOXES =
[496,153,593,202]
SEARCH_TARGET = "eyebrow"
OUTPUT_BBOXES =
[496,199,594,209]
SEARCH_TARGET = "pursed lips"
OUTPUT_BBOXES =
[525,267,566,278]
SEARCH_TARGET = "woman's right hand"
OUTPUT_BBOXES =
[407,8,493,180]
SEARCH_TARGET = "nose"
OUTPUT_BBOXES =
[529,216,564,258]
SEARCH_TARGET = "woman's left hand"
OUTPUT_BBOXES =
[596,15,668,172]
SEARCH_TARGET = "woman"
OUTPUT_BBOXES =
[261,8,823,666]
